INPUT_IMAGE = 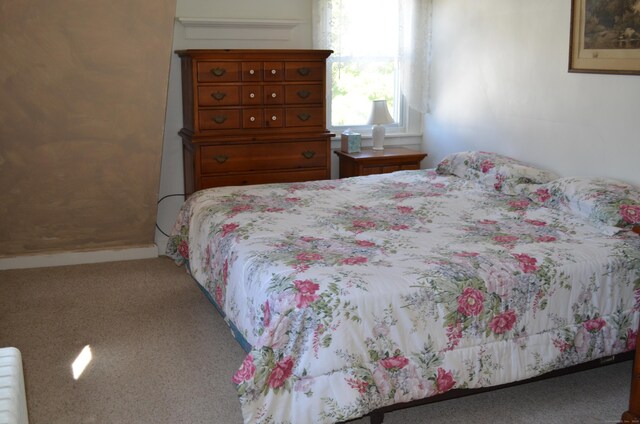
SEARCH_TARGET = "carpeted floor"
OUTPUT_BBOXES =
[0,257,632,424]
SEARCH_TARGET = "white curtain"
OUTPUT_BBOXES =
[312,0,432,114]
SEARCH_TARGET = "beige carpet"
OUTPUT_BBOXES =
[0,257,633,424]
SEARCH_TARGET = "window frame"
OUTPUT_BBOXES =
[326,0,421,135]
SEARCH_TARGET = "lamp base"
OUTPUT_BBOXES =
[372,124,385,151]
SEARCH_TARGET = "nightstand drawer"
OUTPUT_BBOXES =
[200,140,327,174]
[335,147,427,178]
[361,165,401,175]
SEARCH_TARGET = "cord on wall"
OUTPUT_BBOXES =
[155,193,185,237]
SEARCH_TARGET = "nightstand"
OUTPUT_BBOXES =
[334,147,427,178]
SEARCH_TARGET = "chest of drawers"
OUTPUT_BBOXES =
[176,49,334,195]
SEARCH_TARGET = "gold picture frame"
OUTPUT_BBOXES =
[569,0,640,75]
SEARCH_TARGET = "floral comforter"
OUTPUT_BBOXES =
[167,169,640,424]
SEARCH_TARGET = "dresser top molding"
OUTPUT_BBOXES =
[175,49,333,60]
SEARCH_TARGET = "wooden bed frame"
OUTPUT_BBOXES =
[340,350,635,424]
[622,330,640,424]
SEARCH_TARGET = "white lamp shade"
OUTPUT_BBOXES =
[367,100,394,125]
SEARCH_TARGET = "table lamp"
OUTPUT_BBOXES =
[368,100,394,151]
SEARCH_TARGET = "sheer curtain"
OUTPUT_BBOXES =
[312,0,432,114]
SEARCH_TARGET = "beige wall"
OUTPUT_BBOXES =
[0,0,176,256]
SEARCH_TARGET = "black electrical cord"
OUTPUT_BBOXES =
[155,193,186,237]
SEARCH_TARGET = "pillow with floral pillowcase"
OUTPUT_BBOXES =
[527,176,640,233]
[435,151,559,195]
[435,151,477,177]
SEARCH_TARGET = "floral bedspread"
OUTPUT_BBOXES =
[167,170,640,424]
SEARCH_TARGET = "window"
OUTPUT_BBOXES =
[313,0,431,134]
[328,0,400,128]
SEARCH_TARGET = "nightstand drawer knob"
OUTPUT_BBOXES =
[297,113,311,121]
[271,115,277,121]
[297,90,311,99]
[210,67,226,77]
[212,92,226,101]
[271,69,277,75]
[297,67,311,76]
[213,154,229,164]
[249,69,255,75]
[302,150,315,159]
[271,93,277,98]
[212,115,228,124]
[250,116,256,122]
[249,93,255,98]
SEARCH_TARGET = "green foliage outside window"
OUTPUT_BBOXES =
[330,61,396,126]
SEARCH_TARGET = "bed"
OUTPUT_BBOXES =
[167,151,640,424]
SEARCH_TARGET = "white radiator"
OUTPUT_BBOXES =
[0,348,29,424]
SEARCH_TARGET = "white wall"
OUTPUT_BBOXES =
[425,0,640,186]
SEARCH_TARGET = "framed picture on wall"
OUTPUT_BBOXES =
[569,0,640,75]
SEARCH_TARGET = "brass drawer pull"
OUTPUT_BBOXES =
[302,150,315,159]
[212,115,228,124]
[212,92,226,101]
[210,67,226,77]
[297,90,311,99]
[297,113,311,121]
[213,154,229,164]
[297,67,311,76]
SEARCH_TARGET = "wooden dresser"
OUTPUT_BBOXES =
[176,49,334,195]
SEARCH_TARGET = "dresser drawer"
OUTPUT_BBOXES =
[197,61,241,82]
[285,107,325,127]
[264,85,284,105]
[198,86,241,106]
[239,109,284,129]
[242,62,262,81]
[242,109,263,128]
[285,84,323,104]
[264,108,283,128]
[201,169,329,189]
[200,140,328,174]
[264,62,284,81]
[285,61,325,81]
[199,109,241,130]
[242,86,262,105]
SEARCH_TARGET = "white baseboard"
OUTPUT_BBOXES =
[0,245,158,270]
